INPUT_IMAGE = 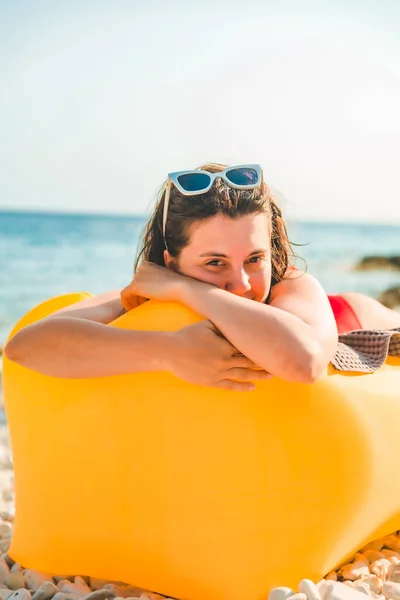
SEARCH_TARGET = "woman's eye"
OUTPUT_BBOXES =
[247,256,264,264]
[206,260,224,267]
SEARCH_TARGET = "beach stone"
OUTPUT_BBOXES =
[52,594,67,600]
[356,256,400,271]
[103,587,147,599]
[57,578,90,596]
[88,581,113,592]
[298,580,321,600]
[3,558,15,570]
[31,581,59,600]
[10,566,22,574]
[0,542,11,556]
[5,573,25,591]
[52,577,75,585]
[73,579,91,594]
[364,551,385,564]
[382,582,400,600]
[353,554,369,567]
[341,561,370,581]
[361,541,385,553]
[268,587,295,600]
[323,582,372,600]
[382,551,400,561]
[349,583,370,596]
[0,591,14,600]
[371,559,392,578]
[8,591,31,600]
[0,525,12,540]
[24,571,54,592]
[82,590,112,600]
[388,563,400,584]
[0,560,10,584]
[57,582,86,596]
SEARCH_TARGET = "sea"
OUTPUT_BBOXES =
[1,210,400,351]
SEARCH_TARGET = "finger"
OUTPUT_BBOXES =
[230,356,261,370]
[215,379,256,392]
[226,368,272,382]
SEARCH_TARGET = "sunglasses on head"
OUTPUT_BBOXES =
[162,164,263,241]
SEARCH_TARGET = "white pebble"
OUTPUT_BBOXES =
[371,559,392,578]
[382,582,400,600]
[298,579,322,600]
[357,575,382,594]
[0,591,14,600]
[317,580,334,599]
[364,551,385,564]
[103,585,146,599]
[57,580,89,596]
[382,536,400,550]
[340,561,370,581]
[31,582,60,600]
[389,564,400,583]
[8,591,32,600]
[5,573,25,591]
[0,561,9,585]
[323,582,374,600]
[383,551,400,561]
[23,570,54,592]
[89,579,112,592]
[268,587,295,600]
[9,566,21,574]
[353,554,369,567]
[350,583,371,596]
[0,525,12,540]
[52,594,67,600]
[362,541,385,553]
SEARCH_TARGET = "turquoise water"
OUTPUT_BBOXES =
[1,210,400,347]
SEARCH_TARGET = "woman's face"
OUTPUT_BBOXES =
[165,213,272,303]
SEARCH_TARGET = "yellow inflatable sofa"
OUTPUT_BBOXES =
[3,293,400,600]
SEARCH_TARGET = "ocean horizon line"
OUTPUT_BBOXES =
[1,207,400,228]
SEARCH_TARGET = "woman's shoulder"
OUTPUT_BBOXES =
[269,268,325,303]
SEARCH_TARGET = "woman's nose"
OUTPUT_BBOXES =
[226,270,252,296]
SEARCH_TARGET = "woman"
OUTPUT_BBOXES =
[5,163,400,389]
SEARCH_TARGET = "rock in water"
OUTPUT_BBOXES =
[355,256,400,271]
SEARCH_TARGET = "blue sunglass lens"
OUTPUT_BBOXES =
[177,173,211,192]
[226,168,259,186]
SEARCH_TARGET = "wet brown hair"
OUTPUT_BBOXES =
[135,163,300,289]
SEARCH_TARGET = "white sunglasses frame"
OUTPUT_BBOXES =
[162,164,263,241]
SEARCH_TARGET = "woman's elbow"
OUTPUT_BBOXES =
[286,343,330,384]
[297,343,332,384]
[4,334,24,364]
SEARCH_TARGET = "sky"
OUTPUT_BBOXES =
[1,0,400,223]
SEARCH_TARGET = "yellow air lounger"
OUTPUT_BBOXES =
[3,293,400,600]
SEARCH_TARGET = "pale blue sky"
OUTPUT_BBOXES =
[1,0,400,222]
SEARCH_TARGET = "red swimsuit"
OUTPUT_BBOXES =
[327,295,362,334]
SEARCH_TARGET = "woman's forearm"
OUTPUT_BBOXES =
[179,282,326,383]
[4,317,174,379]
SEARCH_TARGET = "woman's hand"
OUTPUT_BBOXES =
[166,320,272,391]
[121,262,191,311]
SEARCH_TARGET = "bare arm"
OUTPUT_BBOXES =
[4,291,269,389]
[48,289,128,324]
[177,271,338,383]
